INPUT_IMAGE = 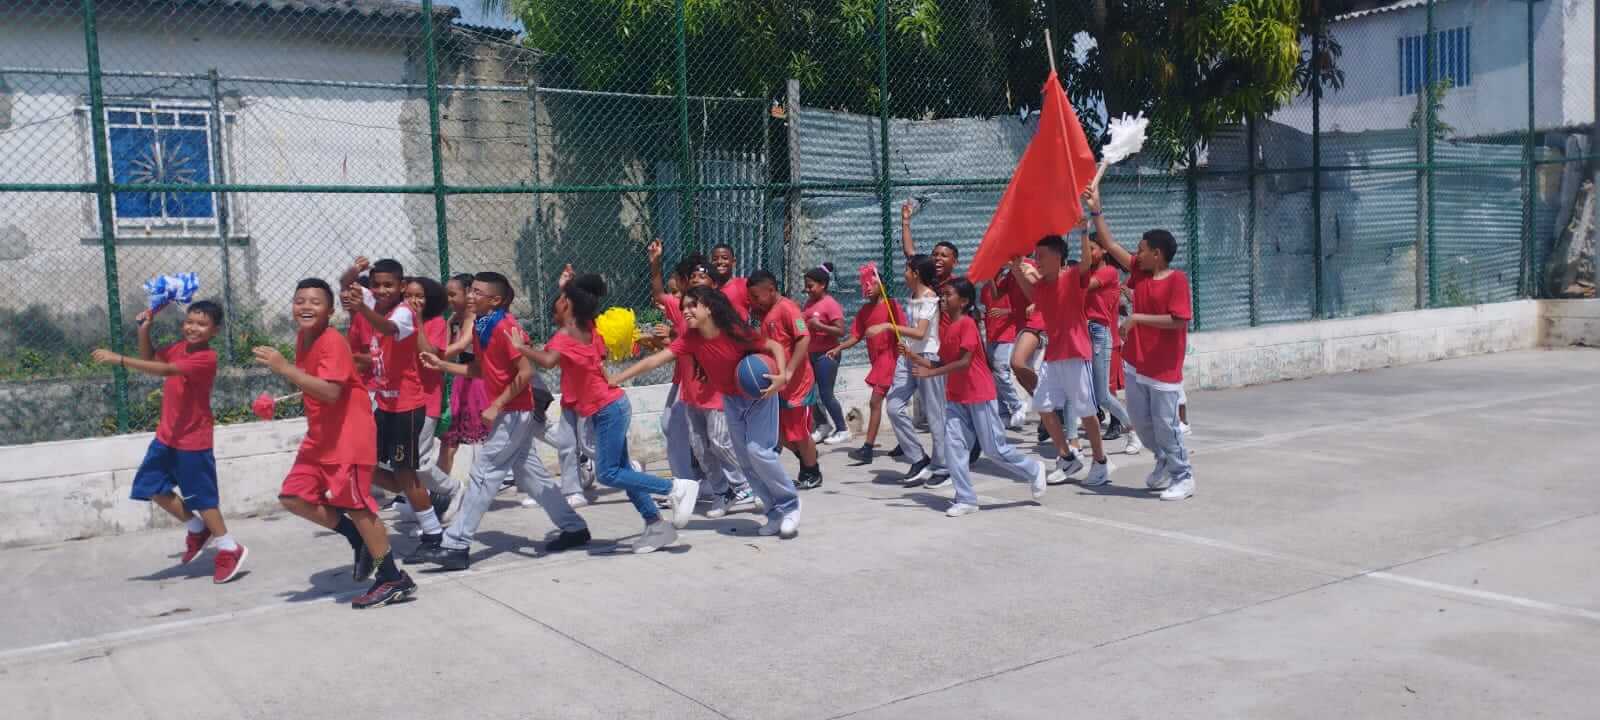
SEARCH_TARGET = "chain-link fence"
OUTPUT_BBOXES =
[0,0,1594,444]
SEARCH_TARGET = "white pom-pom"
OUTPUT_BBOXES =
[1100,113,1149,167]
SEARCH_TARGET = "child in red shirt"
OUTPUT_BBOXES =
[404,276,462,517]
[91,300,245,584]
[802,263,851,446]
[748,270,823,490]
[612,285,803,540]
[255,278,413,609]
[902,280,1056,516]
[830,266,903,465]
[515,270,699,555]
[1087,187,1195,501]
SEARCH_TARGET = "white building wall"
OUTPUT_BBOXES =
[0,13,423,327]
[1274,0,1590,137]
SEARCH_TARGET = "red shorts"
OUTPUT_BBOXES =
[779,405,812,445]
[864,354,896,396]
[280,459,378,513]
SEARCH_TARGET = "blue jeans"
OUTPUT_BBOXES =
[591,396,673,522]
[810,352,847,432]
[1088,321,1133,429]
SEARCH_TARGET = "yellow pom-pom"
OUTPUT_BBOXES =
[594,307,640,362]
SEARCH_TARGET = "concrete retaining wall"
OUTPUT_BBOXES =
[3,298,1593,548]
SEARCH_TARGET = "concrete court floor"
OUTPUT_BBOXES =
[1,349,1597,720]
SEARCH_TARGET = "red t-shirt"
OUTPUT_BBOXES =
[758,298,815,406]
[477,314,534,413]
[981,277,1017,345]
[1035,267,1091,362]
[1126,267,1192,384]
[851,297,903,371]
[296,328,376,466]
[1084,265,1122,326]
[669,329,761,399]
[547,328,624,417]
[720,277,751,321]
[419,315,448,418]
[939,314,995,405]
[372,304,425,414]
[802,295,845,354]
[347,313,375,385]
[155,341,217,451]
[661,295,722,410]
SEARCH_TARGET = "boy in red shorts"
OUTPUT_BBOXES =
[747,270,822,489]
[91,299,245,584]
[254,278,415,609]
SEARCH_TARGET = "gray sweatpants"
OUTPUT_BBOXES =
[723,392,800,521]
[666,398,744,496]
[1124,367,1192,483]
[415,417,457,496]
[552,409,593,495]
[442,409,587,551]
[886,353,949,470]
[986,341,1024,420]
[945,401,1041,506]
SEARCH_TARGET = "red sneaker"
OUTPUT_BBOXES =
[182,529,213,564]
[212,544,247,584]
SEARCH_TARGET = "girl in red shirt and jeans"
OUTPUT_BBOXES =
[902,280,1056,516]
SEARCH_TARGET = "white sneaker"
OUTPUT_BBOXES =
[758,515,783,536]
[946,502,980,517]
[728,486,762,514]
[1055,455,1084,479]
[706,493,729,519]
[1031,463,1049,499]
[1008,409,1028,431]
[1144,460,1170,491]
[823,430,853,445]
[521,496,538,507]
[1081,459,1115,487]
[810,427,828,443]
[1124,434,1144,455]
[633,519,678,554]
[668,479,700,529]
[779,504,801,539]
[565,492,589,508]
[1159,475,1194,501]
[1180,422,1192,436]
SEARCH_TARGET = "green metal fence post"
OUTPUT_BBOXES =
[81,0,128,432]
[421,0,449,279]
[877,0,893,281]
[1311,11,1324,318]
[1187,149,1201,331]
[1246,116,1259,326]
[1521,0,1535,297]
[1424,0,1437,307]
[675,0,695,250]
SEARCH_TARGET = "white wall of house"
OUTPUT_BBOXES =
[0,11,426,325]
[1273,0,1593,137]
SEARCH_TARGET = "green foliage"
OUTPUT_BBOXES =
[1409,78,1455,141]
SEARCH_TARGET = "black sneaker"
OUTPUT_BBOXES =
[403,532,443,565]
[1036,424,1050,442]
[848,444,875,464]
[430,491,453,520]
[796,469,824,490]
[901,458,931,487]
[888,445,905,459]
[352,544,375,582]
[1101,421,1123,442]
[411,544,470,571]
[545,528,592,553]
[924,471,949,488]
[351,572,417,610]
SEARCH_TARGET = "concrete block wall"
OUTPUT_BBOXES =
[3,299,1596,548]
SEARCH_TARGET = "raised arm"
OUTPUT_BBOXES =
[442,310,475,358]
[349,287,399,336]
[1008,257,1041,300]
[1084,187,1134,271]
[136,306,161,361]
[647,240,668,304]
[900,200,917,258]
[338,256,370,292]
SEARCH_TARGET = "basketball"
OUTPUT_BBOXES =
[736,353,776,398]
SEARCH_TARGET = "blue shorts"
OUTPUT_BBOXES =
[131,440,220,511]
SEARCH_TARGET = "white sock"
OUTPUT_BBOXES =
[417,507,442,535]
[213,534,238,551]
[185,516,206,533]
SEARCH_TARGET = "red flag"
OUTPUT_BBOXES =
[967,71,1098,282]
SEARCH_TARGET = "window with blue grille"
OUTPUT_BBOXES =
[1399,27,1471,96]
[104,102,219,227]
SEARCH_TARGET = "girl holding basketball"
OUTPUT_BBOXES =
[902,280,1057,516]
[611,286,803,539]
[513,268,700,554]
